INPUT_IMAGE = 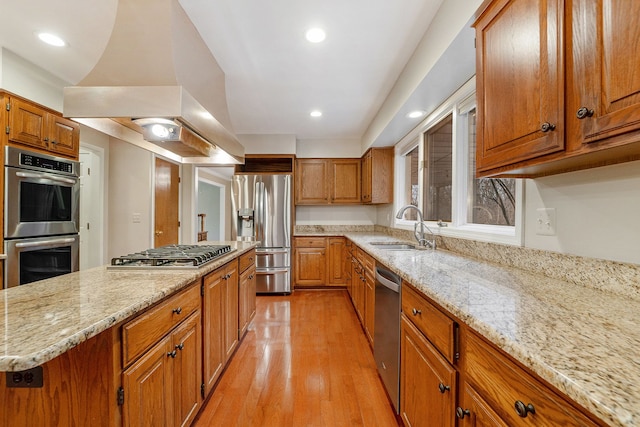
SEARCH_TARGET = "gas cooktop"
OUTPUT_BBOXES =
[109,244,235,269]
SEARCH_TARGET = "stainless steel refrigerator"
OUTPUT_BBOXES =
[231,174,292,294]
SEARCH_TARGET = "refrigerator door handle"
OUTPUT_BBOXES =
[283,175,291,247]
[254,181,265,244]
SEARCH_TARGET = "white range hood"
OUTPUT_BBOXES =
[63,0,244,164]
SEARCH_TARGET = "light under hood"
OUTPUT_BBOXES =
[63,0,244,164]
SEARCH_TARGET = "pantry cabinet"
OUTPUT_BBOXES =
[361,147,394,204]
[3,93,79,159]
[295,158,361,205]
[474,0,640,177]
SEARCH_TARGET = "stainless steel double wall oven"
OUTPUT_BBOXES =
[3,146,80,288]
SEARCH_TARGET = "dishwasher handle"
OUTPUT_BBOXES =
[375,267,401,293]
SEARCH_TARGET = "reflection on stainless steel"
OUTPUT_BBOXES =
[231,174,292,294]
[374,264,402,413]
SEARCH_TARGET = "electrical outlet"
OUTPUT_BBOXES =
[536,208,556,236]
[6,366,43,388]
[132,213,141,223]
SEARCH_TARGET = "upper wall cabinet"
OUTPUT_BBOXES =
[2,93,80,160]
[361,147,394,204]
[295,158,361,205]
[474,0,640,178]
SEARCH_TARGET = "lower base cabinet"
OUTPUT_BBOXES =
[122,311,202,427]
[400,315,457,427]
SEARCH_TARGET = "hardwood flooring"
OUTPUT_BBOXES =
[193,290,400,427]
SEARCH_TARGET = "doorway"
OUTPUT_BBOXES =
[154,157,180,247]
[79,144,105,270]
[197,179,225,241]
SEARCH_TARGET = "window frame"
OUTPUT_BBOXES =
[393,77,524,246]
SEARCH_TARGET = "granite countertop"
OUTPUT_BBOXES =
[342,232,638,427]
[0,241,258,373]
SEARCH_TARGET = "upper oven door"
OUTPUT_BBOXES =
[4,166,80,238]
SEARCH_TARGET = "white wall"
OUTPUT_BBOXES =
[296,138,361,158]
[108,139,154,258]
[0,48,69,111]
[523,161,640,265]
[239,134,296,154]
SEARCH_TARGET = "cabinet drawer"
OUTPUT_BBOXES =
[357,248,375,276]
[239,249,256,273]
[122,283,200,366]
[295,237,326,248]
[464,330,598,426]
[402,284,457,364]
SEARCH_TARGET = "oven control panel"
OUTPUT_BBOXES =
[20,153,74,174]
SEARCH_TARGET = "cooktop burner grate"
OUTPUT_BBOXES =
[110,244,235,268]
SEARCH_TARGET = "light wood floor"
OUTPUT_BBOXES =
[193,290,400,427]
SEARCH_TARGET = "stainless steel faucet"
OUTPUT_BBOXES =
[395,205,436,249]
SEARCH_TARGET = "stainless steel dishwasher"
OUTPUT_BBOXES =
[374,264,402,413]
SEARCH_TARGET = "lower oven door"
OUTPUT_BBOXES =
[4,234,79,288]
[256,267,291,294]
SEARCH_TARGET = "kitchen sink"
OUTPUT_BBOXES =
[369,241,417,250]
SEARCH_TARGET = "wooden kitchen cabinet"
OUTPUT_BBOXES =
[295,158,361,205]
[400,282,459,427]
[458,383,510,427]
[459,328,600,427]
[358,247,376,346]
[474,0,640,177]
[293,237,327,286]
[401,315,457,427]
[238,249,257,338]
[121,282,202,427]
[3,93,79,159]
[474,0,564,175]
[327,237,347,286]
[361,147,394,204]
[202,260,238,396]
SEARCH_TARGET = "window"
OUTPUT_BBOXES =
[395,78,522,244]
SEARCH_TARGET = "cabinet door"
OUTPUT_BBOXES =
[294,247,327,286]
[330,159,361,203]
[364,271,375,346]
[122,336,173,427]
[567,0,640,150]
[8,97,48,150]
[171,311,202,427]
[369,148,394,204]
[224,263,239,362]
[474,0,564,175]
[47,115,79,157]
[239,265,256,337]
[295,159,329,204]
[401,315,457,427]
[361,151,372,202]
[327,237,346,286]
[457,382,509,427]
[202,269,225,396]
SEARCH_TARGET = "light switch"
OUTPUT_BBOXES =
[535,208,556,236]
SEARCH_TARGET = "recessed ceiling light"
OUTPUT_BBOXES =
[310,110,323,118]
[407,110,426,119]
[37,32,66,47]
[305,28,326,43]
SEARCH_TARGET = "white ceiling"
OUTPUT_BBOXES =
[0,0,451,144]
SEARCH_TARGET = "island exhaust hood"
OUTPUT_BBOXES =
[63,0,244,163]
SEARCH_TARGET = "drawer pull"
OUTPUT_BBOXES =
[456,407,470,419]
[576,107,594,119]
[438,383,450,393]
[514,400,535,418]
[167,350,177,358]
[411,308,422,316]
[172,307,182,315]
[175,343,184,351]
[540,122,556,132]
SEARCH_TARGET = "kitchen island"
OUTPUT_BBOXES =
[0,241,258,427]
